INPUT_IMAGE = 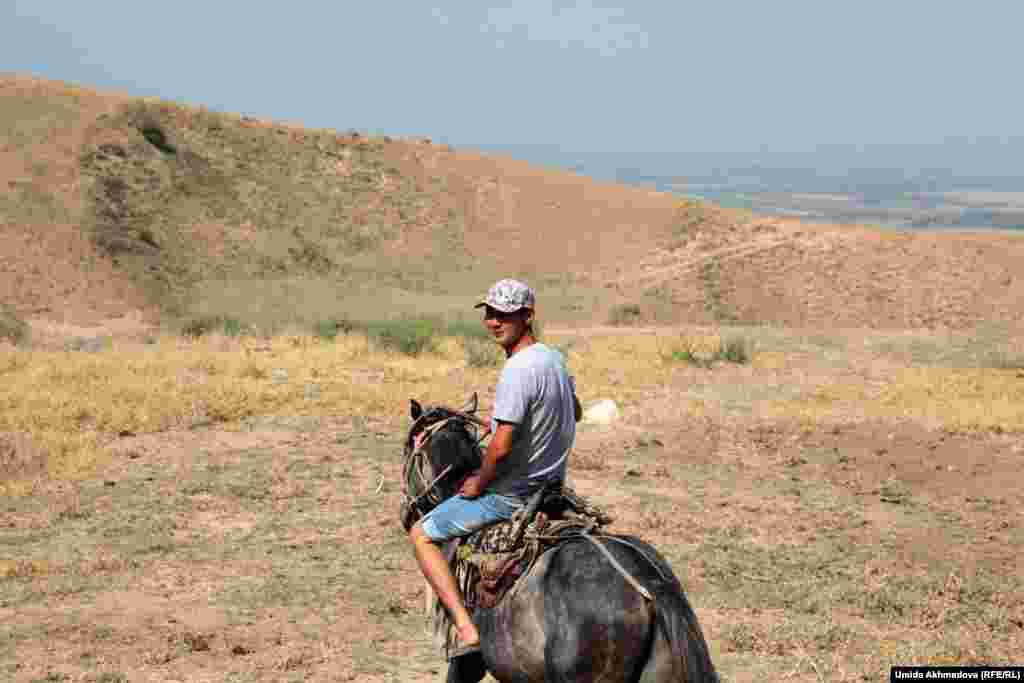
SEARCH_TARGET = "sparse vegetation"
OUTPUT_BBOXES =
[312,316,356,341]
[607,302,642,326]
[29,674,69,683]
[0,304,29,346]
[360,317,439,356]
[1,323,1022,681]
[441,318,491,341]
[75,99,469,317]
[462,336,502,368]
[660,332,753,367]
[718,334,752,364]
[668,199,707,248]
[181,315,247,338]
[699,257,739,323]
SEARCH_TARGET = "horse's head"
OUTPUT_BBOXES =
[399,393,484,532]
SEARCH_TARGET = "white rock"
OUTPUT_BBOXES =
[583,399,620,424]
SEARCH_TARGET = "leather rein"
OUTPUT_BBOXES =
[400,410,489,523]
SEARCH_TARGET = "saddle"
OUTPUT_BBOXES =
[431,484,613,658]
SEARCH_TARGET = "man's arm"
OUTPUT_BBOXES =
[460,421,516,498]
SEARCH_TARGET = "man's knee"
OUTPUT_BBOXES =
[410,521,440,546]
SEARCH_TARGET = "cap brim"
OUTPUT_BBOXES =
[475,301,528,313]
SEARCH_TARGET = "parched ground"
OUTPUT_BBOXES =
[2,327,1022,682]
[2,74,1024,681]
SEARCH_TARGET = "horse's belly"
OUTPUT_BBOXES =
[479,553,552,682]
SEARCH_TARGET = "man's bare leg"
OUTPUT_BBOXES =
[410,524,480,648]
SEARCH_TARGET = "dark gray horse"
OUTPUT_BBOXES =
[400,396,719,683]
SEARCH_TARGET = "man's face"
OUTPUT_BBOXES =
[482,305,531,350]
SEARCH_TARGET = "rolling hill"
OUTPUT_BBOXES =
[3,73,1024,345]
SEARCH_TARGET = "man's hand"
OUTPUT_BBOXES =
[462,421,515,499]
[460,473,485,499]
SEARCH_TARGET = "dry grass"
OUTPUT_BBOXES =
[2,323,1022,682]
[3,323,1022,493]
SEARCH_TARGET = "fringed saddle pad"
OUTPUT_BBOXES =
[430,485,612,659]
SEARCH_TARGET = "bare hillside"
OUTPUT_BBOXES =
[3,73,1024,343]
[614,204,1024,331]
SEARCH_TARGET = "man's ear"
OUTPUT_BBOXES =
[458,392,478,414]
[410,399,423,421]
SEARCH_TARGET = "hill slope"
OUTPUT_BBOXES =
[3,73,1024,343]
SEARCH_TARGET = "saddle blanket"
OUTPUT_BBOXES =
[429,486,612,659]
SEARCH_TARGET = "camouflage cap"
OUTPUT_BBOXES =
[474,279,536,313]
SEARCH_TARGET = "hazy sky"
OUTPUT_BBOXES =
[3,1,1022,157]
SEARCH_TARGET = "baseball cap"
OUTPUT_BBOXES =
[474,279,536,313]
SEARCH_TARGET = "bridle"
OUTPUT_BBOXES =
[400,408,489,526]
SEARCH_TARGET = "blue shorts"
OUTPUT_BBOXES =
[420,492,524,542]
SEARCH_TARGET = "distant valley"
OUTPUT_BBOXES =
[478,142,1024,231]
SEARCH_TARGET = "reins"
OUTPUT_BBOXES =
[400,407,667,604]
[400,412,488,524]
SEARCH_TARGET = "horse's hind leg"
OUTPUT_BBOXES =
[446,652,487,683]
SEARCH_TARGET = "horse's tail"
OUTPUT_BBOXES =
[648,575,719,683]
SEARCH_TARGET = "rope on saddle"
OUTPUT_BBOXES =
[580,531,654,601]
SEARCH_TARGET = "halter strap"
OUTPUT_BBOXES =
[400,416,463,519]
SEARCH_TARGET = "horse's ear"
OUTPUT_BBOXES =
[459,392,478,414]
[410,399,423,421]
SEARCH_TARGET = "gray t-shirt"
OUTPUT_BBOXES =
[488,343,576,497]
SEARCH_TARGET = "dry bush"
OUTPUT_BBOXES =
[658,331,753,367]
[607,302,643,326]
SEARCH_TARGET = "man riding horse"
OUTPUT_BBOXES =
[408,278,583,657]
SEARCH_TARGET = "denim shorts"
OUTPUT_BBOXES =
[420,492,524,542]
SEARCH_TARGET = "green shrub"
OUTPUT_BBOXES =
[313,317,355,341]
[981,348,1024,370]
[719,334,752,364]
[181,315,246,338]
[661,334,753,368]
[363,318,439,356]
[95,674,128,683]
[29,674,69,683]
[663,342,710,368]
[0,304,29,346]
[607,303,642,326]
[443,318,490,341]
